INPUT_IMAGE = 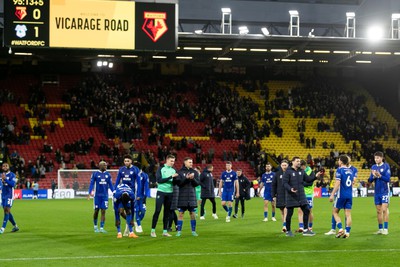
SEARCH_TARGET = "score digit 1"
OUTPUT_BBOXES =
[34,26,39,37]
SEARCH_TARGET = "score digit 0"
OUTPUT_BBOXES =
[33,9,41,20]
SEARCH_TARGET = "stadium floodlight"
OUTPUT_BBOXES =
[221,8,232,34]
[261,27,270,36]
[392,13,400,19]
[8,47,12,54]
[97,61,102,67]
[308,29,315,37]
[346,12,356,38]
[289,10,300,36]
[367,26,384,42]
[102,61,108,66]
[391,14,400,39]
[194,30,203,34]
[239,26,249,35]
[108,62,114,68]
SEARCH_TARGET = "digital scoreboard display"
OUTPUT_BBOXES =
[4,0,50,47]
[4,0,177,51]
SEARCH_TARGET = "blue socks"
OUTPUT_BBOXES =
[8,213,16,226]
[337,222,343,230]
[176,220,196,232]
[94,219,98,227]
[272,212,275,217]
[177,220,183,231]
[190,220,196,232]
[331,215,336,230]
[126,214,133,232]
[100,221,104,228]
[228,207,232,216]
[379,223,383,230]
[2,213,9,228]
[299,223,304,229]
[345,226,351,233]
[223,205,228,212]
[264,211,268,218]
[384,222,388,229]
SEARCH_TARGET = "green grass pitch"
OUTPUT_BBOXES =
[0,197,399,267]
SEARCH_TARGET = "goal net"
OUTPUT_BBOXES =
[57,169,119,197]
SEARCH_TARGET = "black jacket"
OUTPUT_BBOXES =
[170,184,179,210]
[200,168,215,198]
[271,169,287,208]
[237,174,251,200]
[175,166,200,208]
[283,167,316,208]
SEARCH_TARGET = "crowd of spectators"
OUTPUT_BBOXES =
[8,149,55,188]
[1,74,399,190]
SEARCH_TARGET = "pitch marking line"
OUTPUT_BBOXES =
[1,249,400,261]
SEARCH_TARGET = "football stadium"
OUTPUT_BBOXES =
[0,0,400,266]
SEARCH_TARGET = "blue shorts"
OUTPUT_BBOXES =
[263,191,273,201]
[306,196,313,209]
[135,199,146,211]
[2,196,13,208]
[374,194,390,205]
[178,206,196,213]
[114,201,132,211]
[334,197,352,210]
[94,196,109,210]
[221,191,234,202]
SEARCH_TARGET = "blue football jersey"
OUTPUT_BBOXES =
[88,170,114,198]
[114,184,135,201]
[2,171,16,198]
[221,170,237,192]
[348,165,358,179]
[335,167,354,199]
[261,172,275,193]
[115,165,140,196]
[138,171,150,198]
[368,163,391,195]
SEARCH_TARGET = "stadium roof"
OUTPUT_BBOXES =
[2,31,400,69]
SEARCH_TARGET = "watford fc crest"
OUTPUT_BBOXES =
[142,12,168,42]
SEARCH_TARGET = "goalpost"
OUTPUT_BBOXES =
[57,169,119,196]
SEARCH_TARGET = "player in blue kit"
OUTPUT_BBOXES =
[113,183,137,238]
[88,161,114,233]
[329,155,354,238]
[134,167,150,233]
[0,163,19,234]
[218,161,239,222]
[0,176,2,206]
[259,163,276,222]
[114,154,141,236]
[368,151,391,235]
[325,156,358,235]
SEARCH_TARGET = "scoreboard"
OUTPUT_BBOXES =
[5,0,49,47]
[4,0,177,51]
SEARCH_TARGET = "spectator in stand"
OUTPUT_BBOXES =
[306,137,311,148]
[39,165,46,178]
[311,137,316,149]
